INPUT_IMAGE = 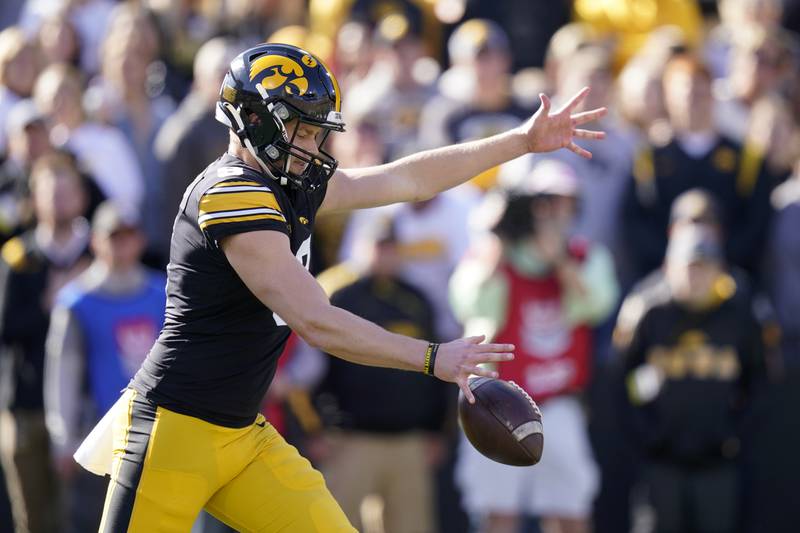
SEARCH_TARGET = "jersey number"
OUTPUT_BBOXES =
[273,237,311,326]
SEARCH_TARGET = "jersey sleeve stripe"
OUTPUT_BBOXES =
[212,180,261,188]
[199,213,286,230]
[205,185,273,194]
[199,207,283,224]
[199,190,282,216]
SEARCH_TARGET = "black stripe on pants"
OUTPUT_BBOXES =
[101,393,157,533]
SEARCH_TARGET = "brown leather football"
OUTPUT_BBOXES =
[458,377,544,466]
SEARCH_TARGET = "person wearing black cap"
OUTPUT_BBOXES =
[614,224,767,533]
[0,100,52,246]
[304,216,449,533]
[418,19,535,191]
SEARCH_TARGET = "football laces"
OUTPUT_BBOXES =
[508,380,541,417]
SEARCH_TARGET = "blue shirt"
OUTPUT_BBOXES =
[58,270,166,413]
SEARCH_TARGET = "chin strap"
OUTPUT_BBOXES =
[218,102,287,185]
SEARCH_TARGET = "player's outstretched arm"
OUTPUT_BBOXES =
[221,230,513,402]
[319,86,606,214]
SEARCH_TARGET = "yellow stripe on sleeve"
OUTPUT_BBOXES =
[212,180,262,188]
[199,191,283,217]
[199,213,287,230]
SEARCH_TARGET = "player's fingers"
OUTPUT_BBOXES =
[539,93,551,114]
[466,365,499,379]
[459,379,476,404]
[472,352,514,364]
[474,342,515,353]
[568,142,593,159]
[464,335,486,345]
[571,107,607,126]
[561,86,590,112]
[574,128,606,140]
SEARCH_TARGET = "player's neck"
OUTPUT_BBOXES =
[227,140,262,171]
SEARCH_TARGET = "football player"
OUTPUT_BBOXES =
[79,42,606,532]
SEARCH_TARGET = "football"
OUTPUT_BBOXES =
[458,377,544,466]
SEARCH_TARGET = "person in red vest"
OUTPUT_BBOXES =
[450,159,619,533]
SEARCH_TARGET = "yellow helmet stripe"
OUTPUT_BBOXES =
[314,55,341,112]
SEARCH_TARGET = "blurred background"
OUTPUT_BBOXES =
[0,0,799,532]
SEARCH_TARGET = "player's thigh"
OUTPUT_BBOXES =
[99,391,211,533]
[206,426,356,533]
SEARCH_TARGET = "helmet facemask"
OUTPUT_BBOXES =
[247,99,341,192]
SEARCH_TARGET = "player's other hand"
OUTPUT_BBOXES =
[434,335,514,404]
[521,86,607,159]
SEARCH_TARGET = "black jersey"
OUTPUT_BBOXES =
[131,153,325,427]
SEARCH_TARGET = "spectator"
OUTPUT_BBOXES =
[154,37,239,261]
[0,27,39,157]
[312,219,451,533]
[0,101,52,245]
[339,184,475,343]
[622,54,774,280]
[706,0,786,78]
[418,19,532,191]
[19,0,115,76]
[745,94,800,184]
[44,201,165,532]
[450,160,618,533]
[543,23,599,93]
[0,152,92,533]
[614,225,766,533]
[461,0,571,69]
[36,11,81,69]
[344,11,438,161]
[32,63,144,217]
[714,26,797,143]
[91,15,175,265]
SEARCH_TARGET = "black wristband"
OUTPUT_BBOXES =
[423,342,439,376]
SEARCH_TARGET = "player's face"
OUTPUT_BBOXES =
[285,119,327,175]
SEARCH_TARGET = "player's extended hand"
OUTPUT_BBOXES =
[434,335,514,403]
[521,86,607,159]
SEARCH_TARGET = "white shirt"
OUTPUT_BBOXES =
[62,122,144,213]
[340,189,479,341]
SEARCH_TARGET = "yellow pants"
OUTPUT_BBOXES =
[99,389,355,533]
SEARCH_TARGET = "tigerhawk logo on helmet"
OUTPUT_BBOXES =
[215,43,345,191]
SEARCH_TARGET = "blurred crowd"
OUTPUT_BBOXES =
[1,0,800,532]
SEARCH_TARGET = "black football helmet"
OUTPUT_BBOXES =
[215,43,345,191]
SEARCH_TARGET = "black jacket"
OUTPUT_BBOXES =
[316,275,451,433]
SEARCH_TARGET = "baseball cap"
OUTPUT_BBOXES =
[666,225,723,265]
[503,159,582,198]
[91,201,140,236]
[669,188,722,227]
[447,19,510,63]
